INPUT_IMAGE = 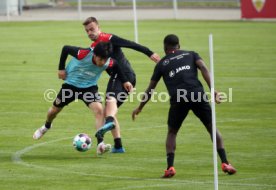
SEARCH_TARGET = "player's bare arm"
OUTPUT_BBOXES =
[132,80,158,120]
[196,59,221,104]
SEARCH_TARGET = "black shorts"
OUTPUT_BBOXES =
[53,83,102,108]
[106,73,136,107]
[168,97,212,130]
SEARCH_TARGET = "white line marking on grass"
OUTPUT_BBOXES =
[12,137,276,189]
[11,118,276,188]
[11,138,205,184]
[12,137,69,167]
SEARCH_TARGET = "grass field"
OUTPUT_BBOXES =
[0,19,276,190]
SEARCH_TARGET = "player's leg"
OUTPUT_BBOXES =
[111,116,124,151]
[105,96,125,153]
[81,85,104,132]
[204,123,236,175]
[110,76,136,153]
[94,99,116,140]
[111,116,120,139]
[81,86,111,155]
[96,96,124,153]
[95,73,133,153]
[94,96,120,148]
[46,105,63,126]
[88,102,112,155]
[88,102,104,138]
[163,102,189,178]
[96,95,124,153]
[192,99,236,175]
[33,84,75,140]
[33,105,62,140]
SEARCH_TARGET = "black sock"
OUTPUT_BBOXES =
[114,138,122,149]
[97,137,104,145]
[105,116,115,124]
[167,153,175,169]
[217,148,228,164]
[45,121,52,129]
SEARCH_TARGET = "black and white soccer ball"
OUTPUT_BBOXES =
[73,133,92,152]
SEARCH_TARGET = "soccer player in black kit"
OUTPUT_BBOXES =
[132,34,236,178]
[82,17,160,153]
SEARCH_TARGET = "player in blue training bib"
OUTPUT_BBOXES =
[33,42,133,156]
[64,47,108,88]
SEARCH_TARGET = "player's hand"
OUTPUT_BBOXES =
[150,53,161,63]
[123,82,133,93]
[58,70,66,80]
[132,107,142,121]
[215,91,221,104]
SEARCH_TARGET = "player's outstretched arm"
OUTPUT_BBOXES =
[196,59,221,104]
[111,34,160,63]
[132,80,158,121]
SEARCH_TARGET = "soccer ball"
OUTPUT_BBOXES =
[73,133,92,152]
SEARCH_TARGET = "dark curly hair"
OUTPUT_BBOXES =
[93,42,113,59]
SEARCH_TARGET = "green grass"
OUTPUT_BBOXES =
[0,20,276,190]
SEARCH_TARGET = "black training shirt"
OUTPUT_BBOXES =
[91,32,154,79]
[151,50,204,98]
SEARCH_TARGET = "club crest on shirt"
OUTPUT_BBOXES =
[252,0,266,12]
[169,70,175,78]
[162,59,170,66]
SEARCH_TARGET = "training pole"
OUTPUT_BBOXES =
[209,34,219,190]
[173,0,178,19]
[132,0,138,43]
[78,0,82,20]
[6,0,10,21]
